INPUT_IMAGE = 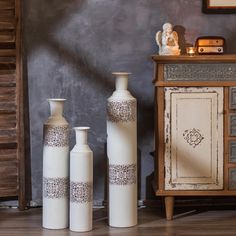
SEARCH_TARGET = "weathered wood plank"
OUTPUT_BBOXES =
[0,57,15,63]
[0,0,15,18]
[0,175,17,182]
[0,177,17,185]
[0,74,15,80]
[0,159,17,167]
[0,122,16,129]
[0,0,15,9]
[0,159,17,168]
[0,142,17,149]
[0,136,17,143]
[0,86,15,94]
[0,19,15,30]
[0,114,16,128]
[0,10,15,18]
[0,81,15,87]
[0,96,15,102]
[0,128,16,136]
[0,149,17,161]
[0,128,16,139]
[0,48,15,56]
[0,69,15,75]
[0,102,16,113]
[0,31,15,43]
[0,65,15,72]
[0,166,17,176]
[0,189,17,197]
[0,96,15,103]
[0,147,16,154]
[0,183,17,189]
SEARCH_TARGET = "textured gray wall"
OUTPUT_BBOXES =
[24,0,236,204]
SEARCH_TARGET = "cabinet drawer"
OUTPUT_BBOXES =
[229,168,236,190]
[229,87,236,109]
[229,114,236,136]
[229,141,236,163]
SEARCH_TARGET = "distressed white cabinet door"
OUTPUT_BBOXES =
[164,87,223,190]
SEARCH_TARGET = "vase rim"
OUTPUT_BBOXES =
[47,98,66,102]
[74,126,90,130]
[112,72,132,76]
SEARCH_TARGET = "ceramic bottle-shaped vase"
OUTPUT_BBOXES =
[107,72,137,227]
[70,127,93,232]
[42,99,69,229]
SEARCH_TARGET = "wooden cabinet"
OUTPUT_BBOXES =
[0,0,26,209]
[152,55,236,220]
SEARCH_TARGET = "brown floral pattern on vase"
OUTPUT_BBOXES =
[107,100,136,123]
[44,125,69,147]
[70,182,93,203]
[43,177,68,199]
[109,164,137,185]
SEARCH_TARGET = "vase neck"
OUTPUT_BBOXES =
[48,99,65,117]
[113,73,131,91]
[75,127,90,145]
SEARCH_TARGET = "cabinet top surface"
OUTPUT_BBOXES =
[152,54,236,63]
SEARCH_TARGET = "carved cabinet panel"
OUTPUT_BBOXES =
[164,87,223,190]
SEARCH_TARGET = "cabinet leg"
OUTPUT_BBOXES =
[165,196,174,220]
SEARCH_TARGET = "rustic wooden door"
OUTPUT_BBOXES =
[164,87,224,190]
[0,0,26,209]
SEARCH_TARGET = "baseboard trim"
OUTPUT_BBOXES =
[2,197,236,208]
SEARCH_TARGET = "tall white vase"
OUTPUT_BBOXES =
[107,72,137,227]
[70,127,93,232]
[42,99,69,229]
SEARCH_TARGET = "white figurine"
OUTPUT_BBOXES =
[156,23,180,55]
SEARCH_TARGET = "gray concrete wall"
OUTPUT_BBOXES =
[23,0,236,205]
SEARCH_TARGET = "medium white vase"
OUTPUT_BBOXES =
[107,72,137,227]
[42,98,69,229]
[70,127,93,232]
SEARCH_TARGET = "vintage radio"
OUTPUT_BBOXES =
[196,36,225,54]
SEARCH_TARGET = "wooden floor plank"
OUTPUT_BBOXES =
[0,207,236,235]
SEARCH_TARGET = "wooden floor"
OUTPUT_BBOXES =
[1,207,236,235]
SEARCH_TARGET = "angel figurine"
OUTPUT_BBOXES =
[156,23,180,55]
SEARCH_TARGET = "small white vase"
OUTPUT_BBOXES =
[42,99,69,229]
[107,72,137,227]
[70,127,93,232]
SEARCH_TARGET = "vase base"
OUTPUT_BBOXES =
[42,225,68,230]
[108,222,137,228]
[69,228,93,232]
